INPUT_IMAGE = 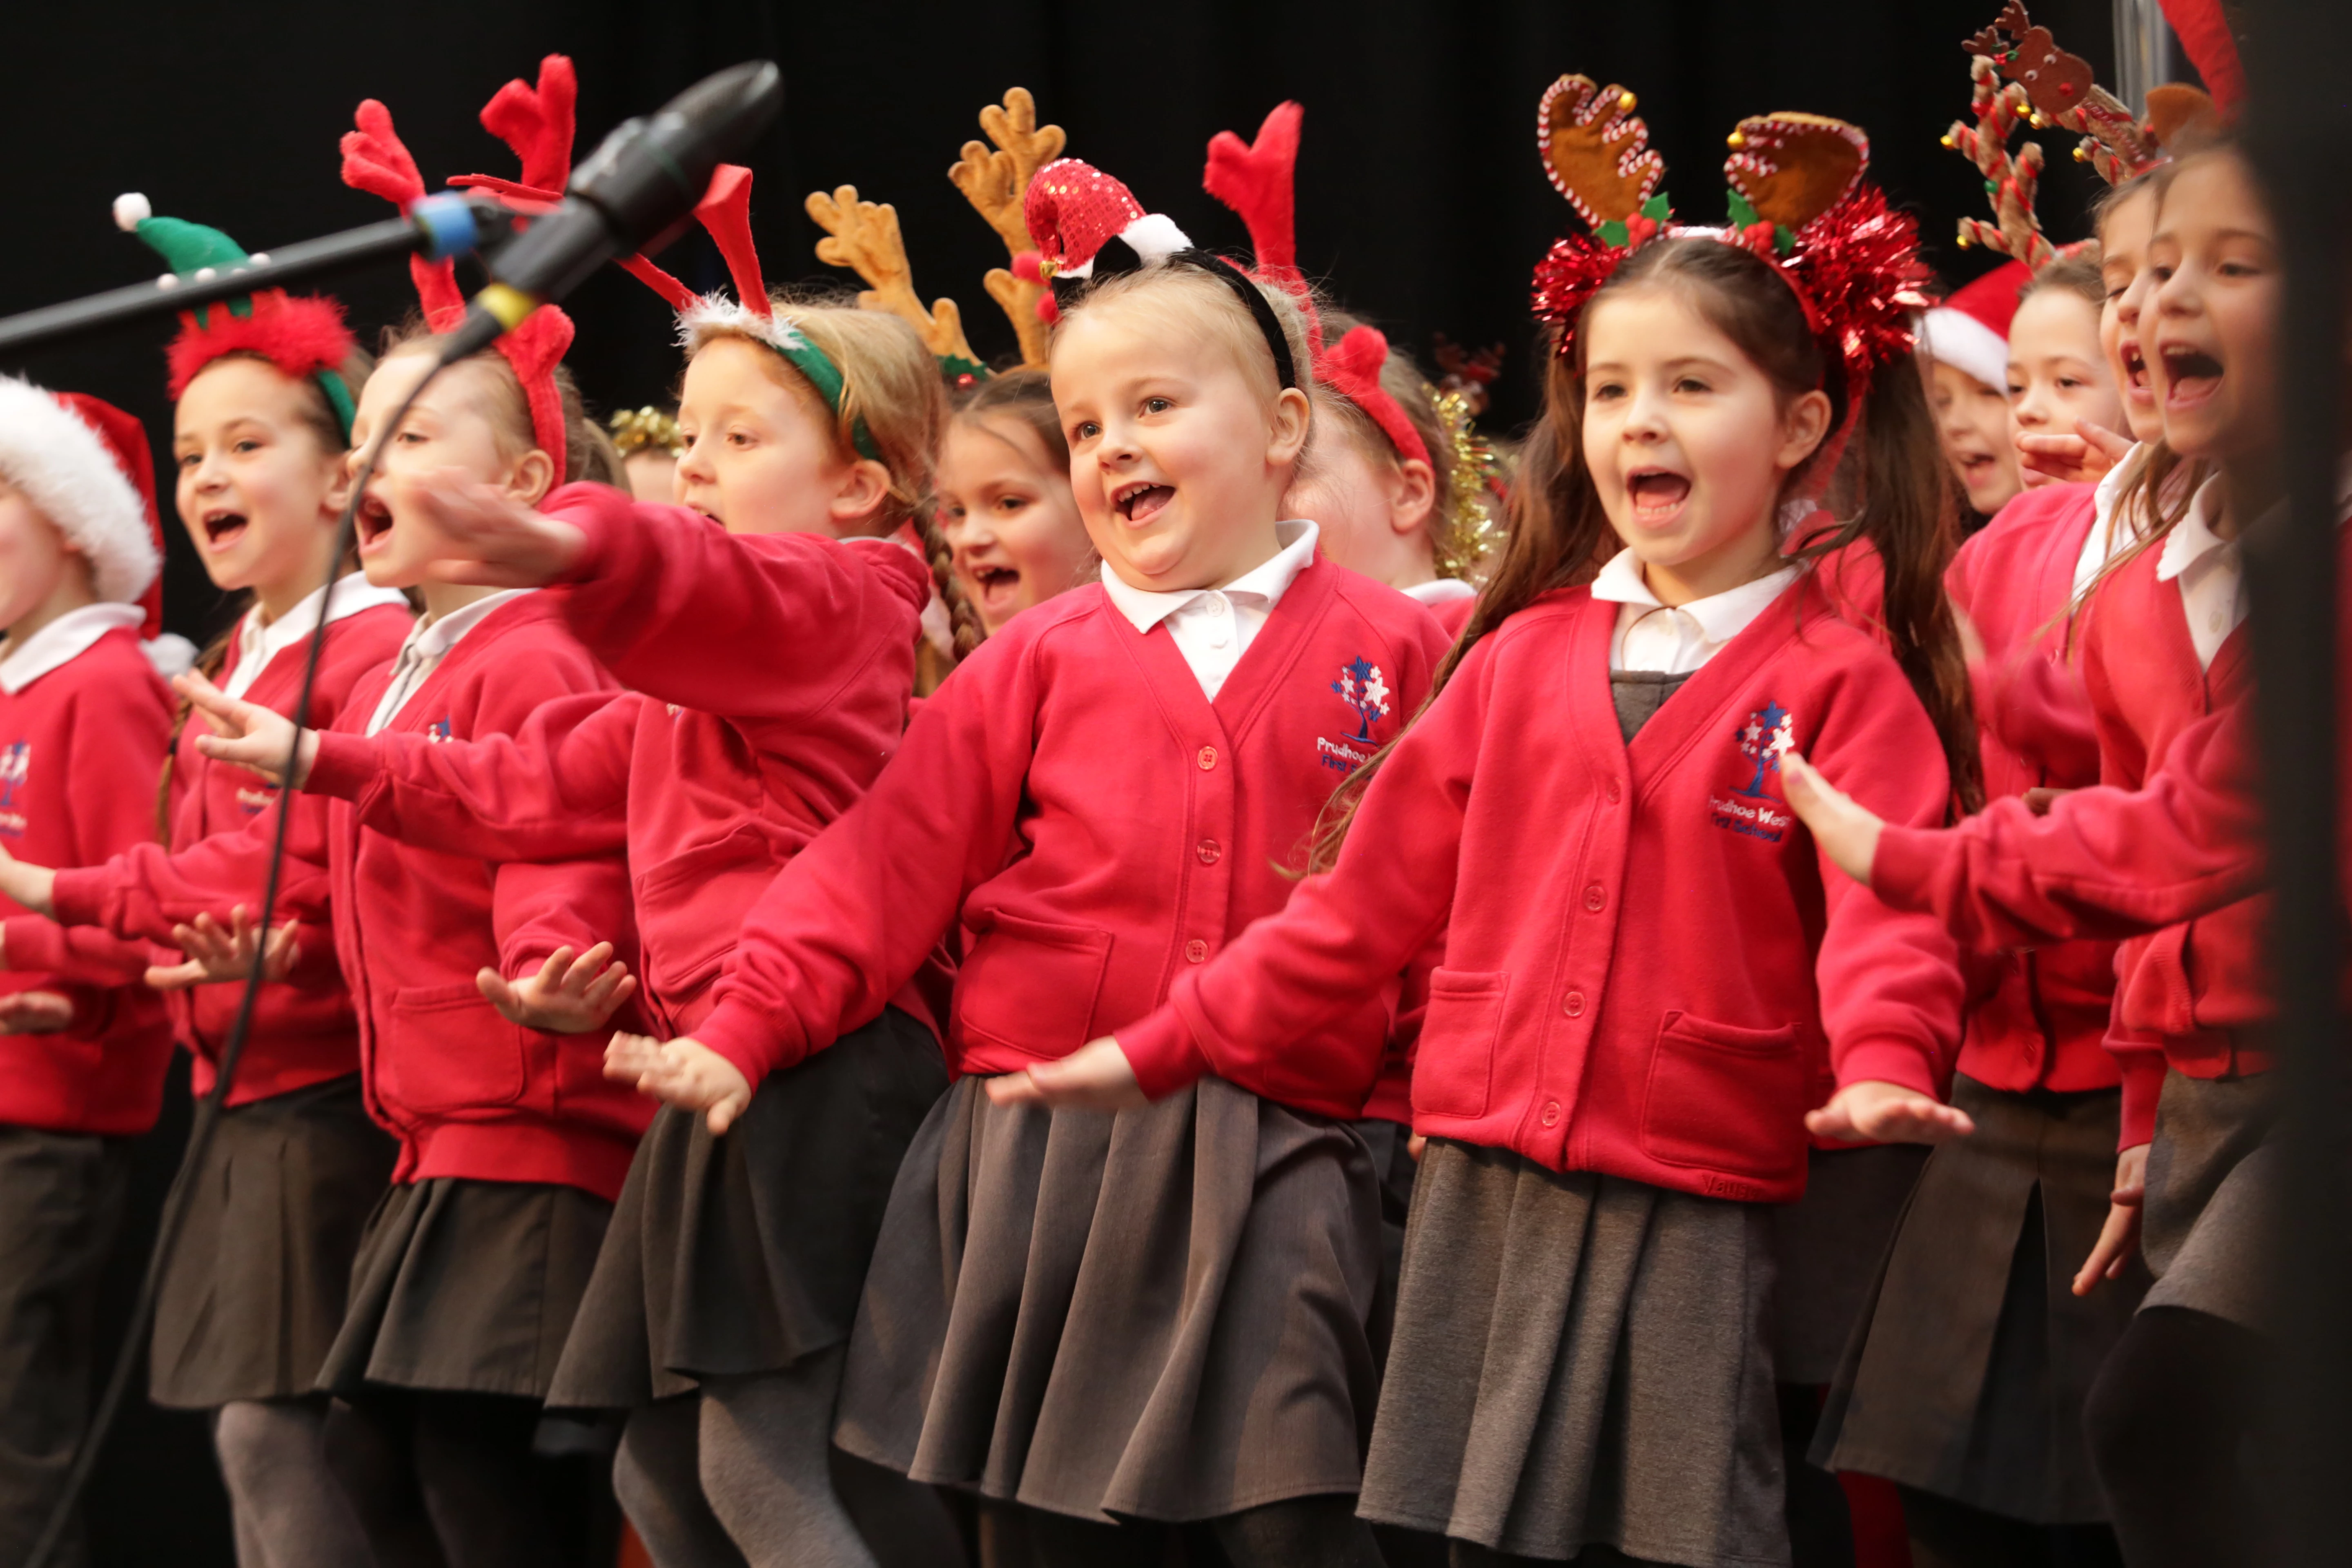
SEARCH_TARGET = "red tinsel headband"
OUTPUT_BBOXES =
[1530,76,1927,409]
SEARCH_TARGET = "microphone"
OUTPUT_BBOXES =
[442,60,784,359]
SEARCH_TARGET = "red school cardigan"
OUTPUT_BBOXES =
[7,601,412,1105]
[693,559,1453,1102]
[1944,483,2134,1097]
[304,487,936,1040]
[53,595,652,1198]
[0,627,176,1135]
[1118,580,1965,1205]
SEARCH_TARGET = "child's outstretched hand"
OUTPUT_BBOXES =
[0,990,75,1033]
[480,944,637,1033]
[2017,418,2134,487]
[146,906,302,990]
[402,468,587,588]
[178,671,316,788]
[2072,1142,2150,1295]
[1807,1080,1975,1145]
[604,1032,752,1135]
[1780,752,1883,888]
[985,1036,1149,1112]
[0,841,58,919]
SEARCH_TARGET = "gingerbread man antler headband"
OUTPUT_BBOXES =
[1531,74,1926,408]
[1961,2,2218,187]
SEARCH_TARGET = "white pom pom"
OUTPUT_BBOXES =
[113,192,151,232]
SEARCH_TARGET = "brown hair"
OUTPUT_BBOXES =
[2020,246,2106,310]
[935,369,1073,655]
[1305,309,1482,577]
[1312,235,1978,866]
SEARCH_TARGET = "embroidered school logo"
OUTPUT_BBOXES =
[235,784,279,817]
[427,717,453,743]
[1708,701,1795,844]
[0,742,26,835]
[1319,656,1393,773]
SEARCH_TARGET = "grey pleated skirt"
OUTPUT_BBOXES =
[547,1006,947,1409]
[150,1074,395,1408]
[1768,1143,1931,1385]
[1813,1076,2145,1522]
[316,1176,611,1400]
[1359,1140,1786,1568]
[2140,1067,2276,1331]
[832,1073,1383,1523]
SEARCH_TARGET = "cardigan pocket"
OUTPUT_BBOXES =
[1410,969,1508,1120]
[634,826,777,1012]
[381,981,527,1114]
[954,913,1114,1059]
[1639,1011,1807,1183]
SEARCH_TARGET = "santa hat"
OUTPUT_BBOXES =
[112,194,361,437]
[0,379,166,636]
[1919,260,2029,392]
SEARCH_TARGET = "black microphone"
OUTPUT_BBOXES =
[441,59,784,360]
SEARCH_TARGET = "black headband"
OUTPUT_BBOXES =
[1050,246,1299,391]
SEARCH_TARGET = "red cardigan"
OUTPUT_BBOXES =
[1117,581,1964,1205]
[1943,484,2132,1096]
[0,626,177,1135]
[695,560,1452,1104]
[8,601,412,1105]
[53,595,651,1197]
[304,486,936,1041]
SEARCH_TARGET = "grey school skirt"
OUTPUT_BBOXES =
[831,1073,1383,1523]
[1359,1140,1786,1568]
[1813,1076,2145,1522]
[1767,1143,1931,1386]
[2140,1066,2276,1332]
[149,1074,395,1408]
[316,1176,611,1400]
[546,1006,947,1409]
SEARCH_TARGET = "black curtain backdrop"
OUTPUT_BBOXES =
[0,2,2121,1559]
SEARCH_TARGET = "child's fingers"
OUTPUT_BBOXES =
[1780,752,1879,887]
[706,1089,751,1137]
[603,1031,664,1079]
[984,1070,1045,1107]
[476,967,523,1019]
[537,947,578,990]
[2072,1202,2141,1296]
[581,966,632,1014]
[2075,418,2134,465]
[144,959,209,992]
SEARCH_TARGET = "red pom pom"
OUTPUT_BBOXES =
[165,291,359,400]
[1011,249,1044,284]
[1036,292,1061,325]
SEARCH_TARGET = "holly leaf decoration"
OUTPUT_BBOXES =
[1641,193,1671,222]
[1727,189,1760,229]
[1598,219,1630,246]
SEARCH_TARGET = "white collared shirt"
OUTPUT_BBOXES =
[2156,477,2245,672]
[1401,577,1476,609]
[2075,443,2150,597]
[222,575,415,702]
[1099,520,1319,700]
[365,588,534,735]
[0,602,146,695]
[1589,549,1802,674]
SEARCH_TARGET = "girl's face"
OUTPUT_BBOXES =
[1281,421,1439,588]
[1931,359,2022,515]
[173,356,348,598]
[2143,154,2282,464]
[347,350,551,589]
[1580,285,1829,604]
[2007,288,2125,486]
[0,481,79,633]
[2098,185,2164,443]
[936,414,1091,635]
[674,335,889,537]
[1052,296,1311,593]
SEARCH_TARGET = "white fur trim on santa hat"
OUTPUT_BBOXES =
[674,294,808,356]
[0,376,158,608]
[1063,212,1195,282]
[1919,306,2011,396]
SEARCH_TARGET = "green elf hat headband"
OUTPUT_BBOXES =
[113,194,361,438]
[619,165,882,460]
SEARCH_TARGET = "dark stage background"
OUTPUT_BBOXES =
[0,1,2133,1559]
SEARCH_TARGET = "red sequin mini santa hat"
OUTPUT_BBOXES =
[0,378,168,639]
[338,60,577,484]
[1919,261,2029,392]
[1203,102,1430,468]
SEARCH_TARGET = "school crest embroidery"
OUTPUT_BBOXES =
[1710,701,1795,843]
[0,741,27,836]
[427,717,453,742]
[1319,656,1392,773]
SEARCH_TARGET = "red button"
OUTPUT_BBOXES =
[1540,1100,1561,1127]
[1185,939,1208,962]
[1197,840,1222,864]
[1583,882,1606,912]
[1562,989,1586,1018]
[1197,746,1218,770]
[1604,778,1622,804]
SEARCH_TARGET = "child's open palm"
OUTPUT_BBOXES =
[1807,1080,1975,1145]
[605,1031,753,1135]
[480,943,636,1033]
[146,906,302,990]
[0,990,75,1033]
[178,672,315,788]
[404,468,586,588]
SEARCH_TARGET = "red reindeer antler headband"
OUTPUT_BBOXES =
[1202,103,1430,467]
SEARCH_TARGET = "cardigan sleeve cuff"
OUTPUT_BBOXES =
[49,868,108,931]
[304,730,385,802]
[1866,824,1943,915]
[2115,1049,2167,1149]
[1833,1037,1944,1102]
[2,915,69,973]
[693,996,793,1090]
[1116,1005,1212,1101]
